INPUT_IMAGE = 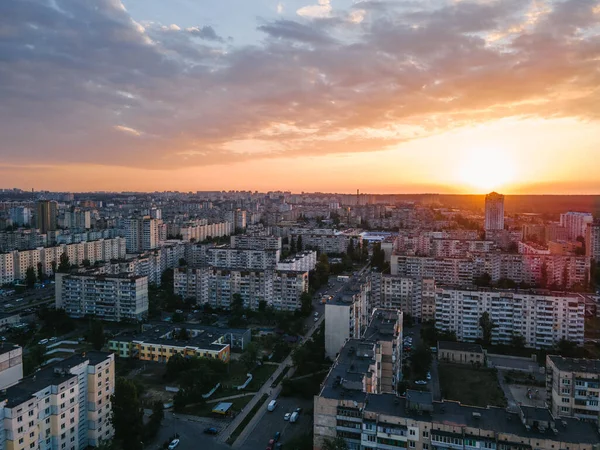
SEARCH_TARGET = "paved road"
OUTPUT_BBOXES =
[430,357,441,401]
[217,315,325,445]
[149,411,230,450]
[238,396,314,450]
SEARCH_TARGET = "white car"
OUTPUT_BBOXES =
[314,317,319,322]
[168,439,180,450]
[415,380,427,385]
[284,413,291,421]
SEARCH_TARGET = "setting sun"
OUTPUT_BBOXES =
[458,148,516,192]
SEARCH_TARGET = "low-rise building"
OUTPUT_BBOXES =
[0,352,115,450]
[107,324,247,363]
[437,341,485,366]
[0,343,23,390]
[546,355,600,424]
[0,312,21,330]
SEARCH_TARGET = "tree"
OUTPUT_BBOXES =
[51,260,57,275]
[144,401,164,441]
[540,261,548,288]
[240,342,260,370]
[258,300,267,312]
[347,238,355,259]
[37,262,44,282]
[90,320,105,351]
[111,378,144,450]
[82,259,91,267]
[57,252,70,273]
[178,258,187,266]
[479,312,496,346]
[322,436,349,450]
[25,266,37,289]
[175,327,189,340]
[297,235,303,252]
[231,293,244,313]
[510,333,526,348]
[474,272,491,287]
[290,236,297,254]
[410,344,432,380]
[300,291,312,317]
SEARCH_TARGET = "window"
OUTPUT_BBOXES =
[563,379,571,385]
[30,432,35,438]
[423,431,429,438]
[61,433,66,439]
[28,411,34,417]
[45,418,50,424]
[61,424,66,430]
[62,444,66,449]
[18,427,24,433]
[61,393,65,399]
[17,416,23,422]
[562,398,570,403]
[410,430,416,436]
[45,398,50,404]
[61,413,65,419]
[70,388,74,393]
[29,421,34,427]
[423,445,429,450]
[30,443,35,449]
[409,441,416,448]
[19,438,24,444]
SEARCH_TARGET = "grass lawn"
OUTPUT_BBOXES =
[184,394,254,417]
[246,363,278,391]
[439,363,507,408]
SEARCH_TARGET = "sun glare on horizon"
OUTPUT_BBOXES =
[458,148,516,193]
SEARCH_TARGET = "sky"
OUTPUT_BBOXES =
[1,0,599,194]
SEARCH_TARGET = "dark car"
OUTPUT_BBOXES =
[203,427,219,435]
[274,432,281,442]
[275,444,283,449]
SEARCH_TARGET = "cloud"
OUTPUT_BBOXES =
[277,2,284,14]
[0,0,599,171]
[297,0,332,18]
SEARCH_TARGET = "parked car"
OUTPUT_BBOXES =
[168,439,180,450]
[284,412,291,421]
[203,427,219,435]
[314,317,318,322]
[38,339,49,345]
[275,444,283,449]
[274,432,281,442]
[268,400,277,411]
[426,372,431,380]
[415,380,427,385]
[49,337,58,342]
[295,407,302,414]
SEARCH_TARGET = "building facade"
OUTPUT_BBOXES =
[0,352,115,450]
[484,192,504,232]
[560,212,594,241]
[36,201,57,234]
[435,288,585,348]
[55,273,148,321]
[586,220,600,260]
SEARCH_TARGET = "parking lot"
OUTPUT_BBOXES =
[150,411,230,450]
[238,396,313,450]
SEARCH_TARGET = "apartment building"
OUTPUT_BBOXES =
[325,275,371,359]
[435,288,585,348]
[0,238,126,284]
[36,201,57,234]
[0,352,115,450]
[560,212,593,241]
[173,267,308,311]
[173,221,232,243]
[206,246,279,270]
[391,253,591,289]
[124,217,161,253]
[0,344,23,390]
[586,220,600,260]
[55,273,148,321]
[276,251,317,272]
[430,239,496,258]
[108,325,235,364]
[546,355,600,424]
[484,192,504,231]
[230,235,282,252]
[0,230,47,252]
[290,232,363,255]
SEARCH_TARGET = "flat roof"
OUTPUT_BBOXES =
[438,341,484,354]
[0,342,21,357]
[548,355,600,374]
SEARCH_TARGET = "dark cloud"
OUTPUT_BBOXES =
[0,0,599,170]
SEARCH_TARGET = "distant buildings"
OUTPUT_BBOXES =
[125,216,160,253]
[9,207,32,227]
[0,352,115,450]
[55,273,149,321]
[484,192,504,231]
[560,212,593,241]
[546,355,600,423]
[276,250,317,272]
[435,287,585,348]
[36,200,57,234]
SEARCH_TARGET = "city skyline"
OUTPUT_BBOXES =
[1,0,600,193]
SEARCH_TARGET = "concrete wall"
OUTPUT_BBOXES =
[325,303,350,360]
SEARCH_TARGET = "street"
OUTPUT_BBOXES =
[150,412,230,450]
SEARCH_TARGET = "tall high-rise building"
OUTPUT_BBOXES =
[484,191,504,231]
[125,216,160,253]
[36,200,57,233]
[586,220,600,260]
[9,207,32,227]
[560,211,593,240]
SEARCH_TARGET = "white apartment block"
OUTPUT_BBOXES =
[485,192,505,231]
[0,352,115,450]
[0,239,126,284]
[546,355,600,424]
[277,251,317,272]
[230,235,282,252]
[435,288,585,348]
[174,267,308,311]
[391,253,591,289]
[174,221,232,243]
[55,273,148,322]
[325,276,371,359]
[0,344,23,390]
[206,247,279,270]
[430,239,496,258]
[560,212,593,241]
[586,221,600,260]
[125,217,161,253]
[291,233,362,255]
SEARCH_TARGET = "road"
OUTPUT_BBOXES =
[149,411,230,450]
[217,314,325,445]
[238,396,314,450]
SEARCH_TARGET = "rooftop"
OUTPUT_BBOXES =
[548,355,600,374]
[362,309,401,342]
[0,342,21,357]
[438,341,484,354]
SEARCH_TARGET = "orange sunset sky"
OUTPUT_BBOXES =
[1,0,599,194]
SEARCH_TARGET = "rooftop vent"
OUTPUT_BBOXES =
[472,412,481,419]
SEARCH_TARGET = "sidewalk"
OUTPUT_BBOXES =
[206,392,256,404]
